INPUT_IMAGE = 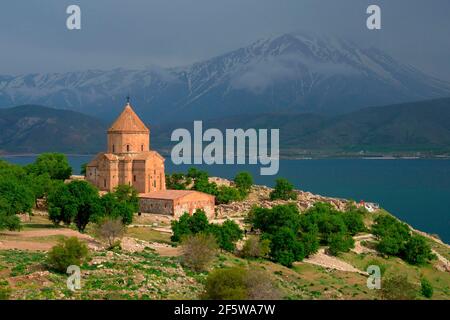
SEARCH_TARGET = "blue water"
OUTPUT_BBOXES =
[2,155,450,243]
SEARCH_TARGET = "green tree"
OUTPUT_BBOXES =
[209,220,243,252]
[249,204,301,235]
[267,226,305,267]
[170,210,210,242]
[269,178,297,201]
[216,185,243,204]
[26,153,72,180]
[165,173,192,190]
[420,278,433,299]
[47,180,101,232]
[327,232,355,256]
[341,209,366,235]
[0,179,34,216]
[402,235,434,265]
[372,214,411,256]
[98,193,134,225]
[113,185,139,212]
[234,172,253,196]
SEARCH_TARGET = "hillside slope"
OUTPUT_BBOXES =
[0,105,106,154]
[151,98,450,156]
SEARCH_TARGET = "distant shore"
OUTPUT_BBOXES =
[1,152,450,160]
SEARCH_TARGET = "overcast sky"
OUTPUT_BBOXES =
[1,0,450,81]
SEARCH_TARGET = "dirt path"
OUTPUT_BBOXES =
[302,249,367,275]
[0,228,102,251]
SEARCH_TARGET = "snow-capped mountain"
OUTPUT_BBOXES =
[1,32,450,123]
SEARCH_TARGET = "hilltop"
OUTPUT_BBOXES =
[1,179,449,300]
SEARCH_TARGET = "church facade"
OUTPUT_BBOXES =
[85,102,215,219]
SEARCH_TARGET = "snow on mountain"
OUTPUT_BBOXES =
[1,32,450,123]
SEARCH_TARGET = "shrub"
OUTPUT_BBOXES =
[380,275,417,300]
[95,218,125,249]
[0,280,11,300]
[420,278,433,299]
[240,236,271,258]
[180,233,218,272]
[46,237,89,273]
[216,186,243,204]
[269,178,297,201]
[202,267,280,300]
[245,269,282,300]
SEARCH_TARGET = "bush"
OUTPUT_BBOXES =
[202,267,248,300]
[216,186,243,204]
[180,233,218,272]
[270,178,297,201]
[240,236,271,258]
[420,278,433,299]
[202,267,280,300]
[380,275,417,300]
[95,218,125,249]
[0,280,11,300]
[46,237,89,273]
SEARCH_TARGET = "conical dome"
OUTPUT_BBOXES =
[108,103,149,133]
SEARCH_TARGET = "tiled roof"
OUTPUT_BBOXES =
[108,103,149,133]
[139,190,214,200]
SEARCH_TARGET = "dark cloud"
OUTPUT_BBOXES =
[1,0,449,81]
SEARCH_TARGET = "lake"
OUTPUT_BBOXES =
[2,155,449,243]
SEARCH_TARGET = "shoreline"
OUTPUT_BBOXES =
[1,153,450,160]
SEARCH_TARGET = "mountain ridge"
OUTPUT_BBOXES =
[1,32,450,123]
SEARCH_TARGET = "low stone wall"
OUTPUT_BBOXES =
[139,198,173,216]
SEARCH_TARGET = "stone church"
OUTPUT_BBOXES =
[86,101,215,218]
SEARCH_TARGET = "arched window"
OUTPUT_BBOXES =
[112,144,115,153]
[141,144,144,151]
[127,145,130,152]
